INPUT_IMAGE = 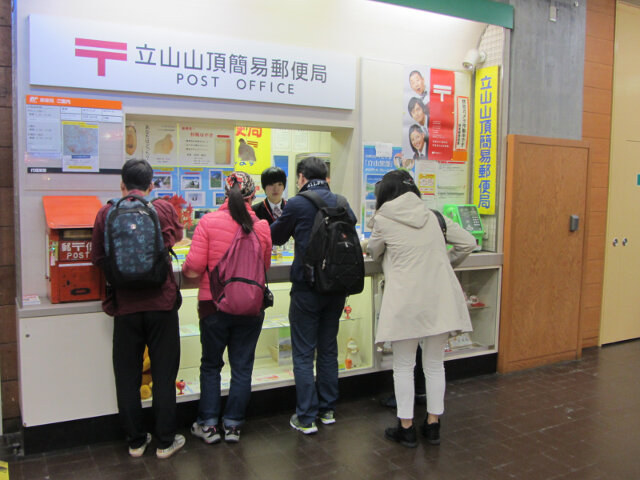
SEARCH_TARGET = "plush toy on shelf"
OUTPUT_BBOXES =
[140,346,153,400]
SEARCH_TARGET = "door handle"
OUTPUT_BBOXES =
[569,215,580,232]
[612,238,618,247]
[622,237,628,246]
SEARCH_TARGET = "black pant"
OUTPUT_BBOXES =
[415,345,426,396]
[113,308,180,449]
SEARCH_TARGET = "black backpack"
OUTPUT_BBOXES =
[103,195,172,289]
[299,190,365,296]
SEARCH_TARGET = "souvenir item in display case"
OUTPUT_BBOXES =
[345,338,362,369]
[176,379,186,395]
[269,327,293,365]
[140,347,153,400]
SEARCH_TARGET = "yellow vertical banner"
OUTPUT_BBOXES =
[473,65,499,215]
[234,126,272,175]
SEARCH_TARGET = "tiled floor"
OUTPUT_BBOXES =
[5,340,640,479]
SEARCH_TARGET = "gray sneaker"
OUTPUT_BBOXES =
[317,410,336,425]
[191,422,221,444]
[156,434,185,459]
[224,425,241,443]
[290,414,318,434]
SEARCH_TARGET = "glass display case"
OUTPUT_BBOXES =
[378,258,501,369]
[448,266,501,359]
[168,262,378,404]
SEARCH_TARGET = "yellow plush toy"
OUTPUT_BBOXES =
[140,346,153,400]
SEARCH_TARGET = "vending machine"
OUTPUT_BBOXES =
[43,196,104,303]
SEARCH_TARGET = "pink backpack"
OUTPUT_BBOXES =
[209,226,266,316]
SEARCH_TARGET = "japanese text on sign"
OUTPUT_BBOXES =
[473,66,499,215]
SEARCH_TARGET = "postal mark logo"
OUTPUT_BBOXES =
[75,38,127,76]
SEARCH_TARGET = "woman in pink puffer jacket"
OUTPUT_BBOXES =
[183,171,271,445]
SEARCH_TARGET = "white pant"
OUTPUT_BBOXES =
[392,333,449,420]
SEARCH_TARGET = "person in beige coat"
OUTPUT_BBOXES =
[366,169,475,448]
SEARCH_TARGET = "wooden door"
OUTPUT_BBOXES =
[498,135,589,373]
[600,2,640,345]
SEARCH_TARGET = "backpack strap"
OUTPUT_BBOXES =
[430,209,447,239]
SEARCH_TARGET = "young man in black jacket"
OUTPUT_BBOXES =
[270,157,357,434]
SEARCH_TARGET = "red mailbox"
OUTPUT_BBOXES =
[43,196,104,303]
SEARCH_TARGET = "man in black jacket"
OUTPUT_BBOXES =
[252,166,287,224]
[271,157,357,435]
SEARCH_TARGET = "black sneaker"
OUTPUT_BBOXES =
[317,410,336,425]
[384,421,418,448]
[289,414,318,434]
[422,419,440,445]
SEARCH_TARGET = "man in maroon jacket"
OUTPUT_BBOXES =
[92,159,185,459]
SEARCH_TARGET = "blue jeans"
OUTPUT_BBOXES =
[289,290,345,424]
[197,310,263,428]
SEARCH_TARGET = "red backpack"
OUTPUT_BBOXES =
[209,226,267,316]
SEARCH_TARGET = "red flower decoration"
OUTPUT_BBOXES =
[167,195,193,229]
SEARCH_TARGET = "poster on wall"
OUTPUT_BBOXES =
[234,126,271,175]
[472,65,499,215]
[126,121,178,166]
[404,68,430,162]
[61,120,99,172]
[25,95,123,173]
[402,66,471,210]
[428,69,455,161]
[361,144,405,235]
[178,124,216,167]
[403,67,469,164]
[415,159,437,209]
[138,122,178,166]
[151,167,178,198]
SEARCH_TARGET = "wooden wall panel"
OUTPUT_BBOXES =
[585,36,614,63]
[583,62,613,90]
[586,14,614,40]
[580,0,615,348]
[583,86,612,114]
[588,162,609,189]
[583,112,612,138]
[0,0,15,426]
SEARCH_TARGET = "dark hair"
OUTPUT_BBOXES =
[408,97,428,117]
[375,169,421,210]
[409,70,423,81]
[296,156,327,181]
[227,183,254,233]
[122,158,153,191]
[261,166,287,189]
[409,124,427,159]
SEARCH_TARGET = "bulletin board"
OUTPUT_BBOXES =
[25,95,123,174]
[359,58,472,232]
